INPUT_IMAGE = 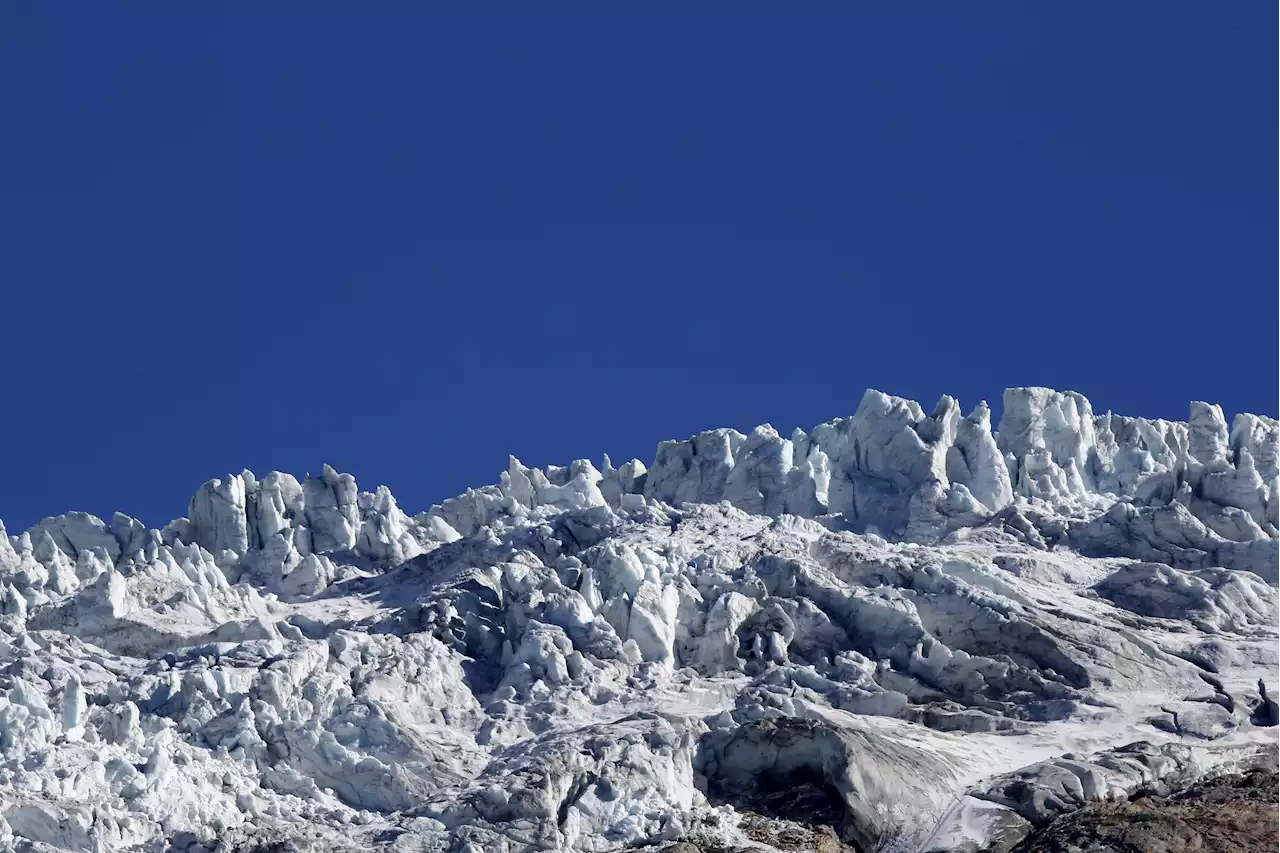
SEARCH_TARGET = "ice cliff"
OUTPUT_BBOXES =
[0,387,1274,853]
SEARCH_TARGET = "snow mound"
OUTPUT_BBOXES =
[1093,562,1277,632]
[0,386,1274,853]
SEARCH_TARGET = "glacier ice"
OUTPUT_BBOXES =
[0,386,1273,853]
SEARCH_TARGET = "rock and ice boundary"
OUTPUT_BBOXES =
[0,387,1274,852]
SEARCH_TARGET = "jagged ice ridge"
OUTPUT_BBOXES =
[0,387,1274,853]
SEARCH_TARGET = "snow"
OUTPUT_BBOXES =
[0,386,1273,852]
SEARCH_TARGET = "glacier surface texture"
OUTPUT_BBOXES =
[0,387,1275,853]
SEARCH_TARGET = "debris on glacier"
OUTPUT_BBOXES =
[0,387,1273,853]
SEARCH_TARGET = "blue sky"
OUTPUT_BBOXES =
[1,5,1274,532]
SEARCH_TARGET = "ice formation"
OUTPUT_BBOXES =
[0,387,1274,853]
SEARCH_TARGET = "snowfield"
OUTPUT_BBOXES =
[0,387,1274,852]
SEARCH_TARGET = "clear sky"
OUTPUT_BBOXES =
[1,5,1274,532]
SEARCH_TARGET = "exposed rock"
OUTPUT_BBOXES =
[1017,769,1279,853]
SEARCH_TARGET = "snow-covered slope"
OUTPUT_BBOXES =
[0,387,1274,853]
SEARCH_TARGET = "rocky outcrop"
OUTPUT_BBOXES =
[1018,768,1279,853]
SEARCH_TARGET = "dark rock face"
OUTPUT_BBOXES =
[1017,770,1279,853]
[1251,679,1280,727]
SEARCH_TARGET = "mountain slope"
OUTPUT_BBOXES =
[0,387,1274,853]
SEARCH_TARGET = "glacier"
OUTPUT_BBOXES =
[0,386,1274,853]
